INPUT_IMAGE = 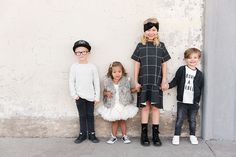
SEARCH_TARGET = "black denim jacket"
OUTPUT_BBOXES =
[169,65,204,104]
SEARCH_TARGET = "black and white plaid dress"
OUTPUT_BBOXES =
[131,42,171,108]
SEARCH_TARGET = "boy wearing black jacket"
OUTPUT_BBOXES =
[168,48,204,145]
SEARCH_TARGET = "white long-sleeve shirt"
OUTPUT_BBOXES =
[69,63,100,102]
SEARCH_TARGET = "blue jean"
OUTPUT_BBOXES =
[174,102,199,135]
[76,98,95,134]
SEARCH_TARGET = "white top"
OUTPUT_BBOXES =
[183,66,197,104]
[69,63,100,101]
[114,84,119,104]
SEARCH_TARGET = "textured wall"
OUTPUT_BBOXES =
[0,0,204,137]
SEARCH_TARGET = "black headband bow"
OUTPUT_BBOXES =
[144,22,159,32]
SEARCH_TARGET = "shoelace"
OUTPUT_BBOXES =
[109,137,116,141]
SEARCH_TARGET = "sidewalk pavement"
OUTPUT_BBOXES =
[0,137,235,157]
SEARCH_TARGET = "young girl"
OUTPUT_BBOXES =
[97,61,138,144]
[131,18,171,146]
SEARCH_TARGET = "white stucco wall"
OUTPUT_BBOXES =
[0,0,204,136]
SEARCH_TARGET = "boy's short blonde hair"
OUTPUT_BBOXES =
[184,48,201,59]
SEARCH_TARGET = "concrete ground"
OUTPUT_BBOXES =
[0,137,235,157]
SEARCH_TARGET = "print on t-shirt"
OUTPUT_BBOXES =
[183,66,196,104]
[185,73,194,91]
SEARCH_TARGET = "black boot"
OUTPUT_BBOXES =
[74,132,87,144]
[152,125,162,146]
[141,124,150,146]
[88,132,99,143]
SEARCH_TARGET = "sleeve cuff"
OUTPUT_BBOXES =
[162,55,171,62]
[73,95,78,99]
[131,55,140,62]
[94,96,100,102]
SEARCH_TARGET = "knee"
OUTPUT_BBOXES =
[78,111,86,117]
[189,117,196,124]
[152,106,159,113]
[120,120,126,124]
[87,113,94,118]
[79,114,86,120]
[142,104,150,112]
[142,107,150,113]
[176,117,184,126]
[113,121,119,125]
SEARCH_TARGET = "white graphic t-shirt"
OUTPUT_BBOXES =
[183,66,197,104]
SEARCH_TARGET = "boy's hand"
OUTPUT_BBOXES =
[165,83,169,90]
[75,96,80,100]
[161,82,169,91]
[94,101,100,105]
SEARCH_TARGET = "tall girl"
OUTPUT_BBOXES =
[131,18,171,146]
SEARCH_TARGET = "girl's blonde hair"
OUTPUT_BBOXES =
[107,61,127,79]
[141,18,160,46]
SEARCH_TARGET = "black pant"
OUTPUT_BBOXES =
[174,102,199,135]
[76,98,95,134]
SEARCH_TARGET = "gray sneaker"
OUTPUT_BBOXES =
[122,135,131,144]
[107,135,117,144]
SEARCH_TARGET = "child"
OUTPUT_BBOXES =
[69,40,100,144]
[97,61,138,144]
[131,18,171,146]
[168,48,204,145]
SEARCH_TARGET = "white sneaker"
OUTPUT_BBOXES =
[190,135,198,145]
[122,135,131,144]
[172,135,180,145]
[106,134,117,144]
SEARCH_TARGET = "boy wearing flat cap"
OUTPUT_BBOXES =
[69,40,100,144]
